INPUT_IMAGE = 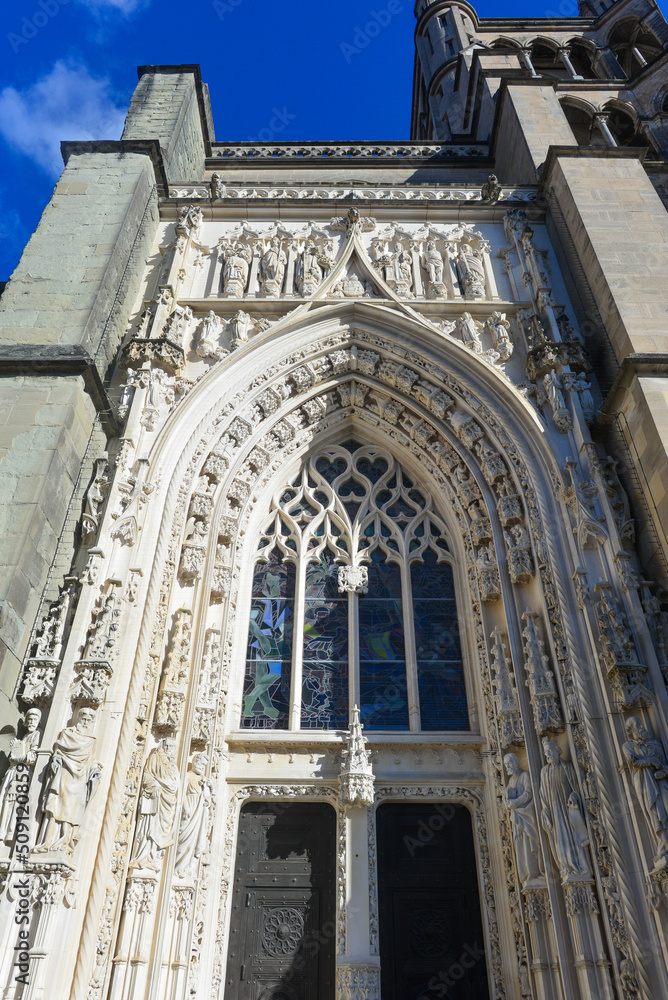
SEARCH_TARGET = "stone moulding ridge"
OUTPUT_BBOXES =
[60,139,170,196]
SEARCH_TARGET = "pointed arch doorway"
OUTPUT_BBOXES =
[377,802,490,1000]
[224,801,337,1000]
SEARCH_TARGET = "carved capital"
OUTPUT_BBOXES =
[337,964,381,1000]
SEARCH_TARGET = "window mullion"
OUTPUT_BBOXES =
[289,552,306,731]
[349,589,359,726]
[402,560,421,732]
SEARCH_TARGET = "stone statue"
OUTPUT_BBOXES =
[259,238,287,297]
[297,240,331,295]
[211,172,226,200]
[481,174,502,204]
[197,310,223,359]
[623,717,668,864]
[222,242,251,297]
[392,243,413,295]
[228,310,256,348]
[456,245,486,299]
[175,752,212,877]
[34,706,102,855]
[130,739,179,870]
[0,709,41,844]
[503,753,543,885]
[485,312,513,361]
[539,738,591,879]
[457,312,483,353]
[422,240,444,285]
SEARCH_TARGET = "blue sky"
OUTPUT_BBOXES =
[0,0,663,279]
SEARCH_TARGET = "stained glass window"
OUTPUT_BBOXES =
[411,552,468,730]
[302,550,348,729]
[359,550,409,730]
[242,443,469,733]
[242,551,295,729]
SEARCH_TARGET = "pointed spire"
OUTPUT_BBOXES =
[339,705,375,807]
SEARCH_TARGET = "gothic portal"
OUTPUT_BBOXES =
[2,1,668,999]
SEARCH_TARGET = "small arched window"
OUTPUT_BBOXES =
[241,442,470,733]
[568,41,597,79]
[610,18,663,77]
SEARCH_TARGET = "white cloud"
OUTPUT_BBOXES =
[0,61,126,177]
[78,0,147,13]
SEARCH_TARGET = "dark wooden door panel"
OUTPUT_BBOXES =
[378,803,490,1000]
[225,803,336,1000]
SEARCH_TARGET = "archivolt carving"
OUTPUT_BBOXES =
[83,309,641,999]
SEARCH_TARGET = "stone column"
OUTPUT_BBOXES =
[337,708,380,1000]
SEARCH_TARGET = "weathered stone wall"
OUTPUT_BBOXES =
[0,376,96,724]
[549,152,668,360]
[122,69,208,183]
[0,67,209,743]
[0,152,158,374]
[495,84,577,184]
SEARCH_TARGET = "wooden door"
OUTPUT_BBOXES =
[225,802,336,1000]
[377,803,490,1000]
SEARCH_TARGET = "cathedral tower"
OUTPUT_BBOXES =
[1,3,668,999]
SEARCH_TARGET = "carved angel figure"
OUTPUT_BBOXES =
[623,717,668,863]
[175,752,212,877]
[0,709,41,844]
[34,707,101,855]
[130,739,179,870]
[504,753,543,885]
[539,738,591,878]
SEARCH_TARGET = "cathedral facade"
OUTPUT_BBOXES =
[1,1,668,998]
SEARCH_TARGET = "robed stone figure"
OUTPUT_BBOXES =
[34,707,101,855]
[130,739,179,870]
[623,716,668,863]
[0,708,41,844]
[504,753,543,885]
[175,752,212,877]
[539,738,591,879]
